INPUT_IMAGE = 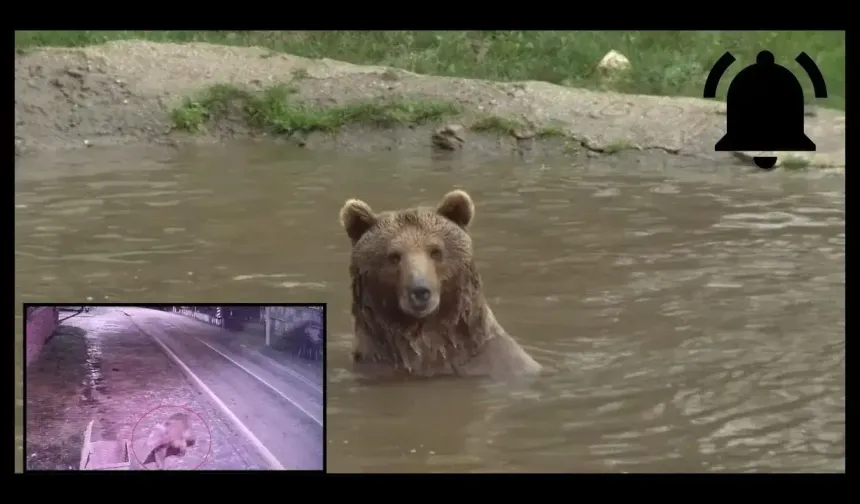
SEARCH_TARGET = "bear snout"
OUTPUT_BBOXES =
[409,283,432,305]
[399,276,439,317]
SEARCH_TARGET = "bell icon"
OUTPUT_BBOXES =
[715,50,816,152]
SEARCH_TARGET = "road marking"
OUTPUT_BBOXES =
[123,311,285,470]
[158,309,322,394]
[191,336,323,427]
[254,351,322,394]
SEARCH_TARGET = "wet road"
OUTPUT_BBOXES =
[121,307,323,470]
[25,306,269,470]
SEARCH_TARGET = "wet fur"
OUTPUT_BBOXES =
[144,413,195,469]
[340,190,541,379]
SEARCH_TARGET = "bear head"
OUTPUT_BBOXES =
[339,190,480,326]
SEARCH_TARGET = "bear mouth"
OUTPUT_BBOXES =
[399,296,440,318]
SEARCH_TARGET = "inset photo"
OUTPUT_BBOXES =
[24,304,324,471]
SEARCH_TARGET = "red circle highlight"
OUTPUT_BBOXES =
[130,404,212,470]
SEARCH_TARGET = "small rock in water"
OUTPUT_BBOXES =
[432,124,466,151]
[513,118,537,140]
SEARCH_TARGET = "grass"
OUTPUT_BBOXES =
[14,31,845,109]
[470,116,567,139]
[169,83,459,134]
[470,116,523,136]
[602,140,637,154]
[781,156,812,170]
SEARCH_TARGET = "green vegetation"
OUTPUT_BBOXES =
[536,125,566,139]
[169,84,458,134]
[601,140,637,154]
[470,116,523,136]
[781,156,812,171]
[14,30,845,109]
[470,116,566,139]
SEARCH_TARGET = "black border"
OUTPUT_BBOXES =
[13,29,851,479]
[19,303,327,474]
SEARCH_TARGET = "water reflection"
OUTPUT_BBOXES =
[16,142,844,472]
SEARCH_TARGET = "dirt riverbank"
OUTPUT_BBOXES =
[14,41,845,169]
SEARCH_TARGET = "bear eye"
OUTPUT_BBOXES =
[386,252,401,265]
[429,246,444,261]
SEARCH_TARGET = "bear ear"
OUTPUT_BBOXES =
[340,199,378,243]
[436,189,475,229]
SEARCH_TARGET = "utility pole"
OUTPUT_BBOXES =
[265,306,271,346]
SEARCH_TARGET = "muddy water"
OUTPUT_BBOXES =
[16,142,844,473]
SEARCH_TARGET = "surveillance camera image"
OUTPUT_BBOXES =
[23,304,324,471]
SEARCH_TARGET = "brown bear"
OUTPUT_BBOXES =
[339,189,541,379]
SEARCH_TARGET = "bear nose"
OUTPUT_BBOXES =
[409,286,432,305]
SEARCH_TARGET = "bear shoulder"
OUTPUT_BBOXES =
[460,307,542,378]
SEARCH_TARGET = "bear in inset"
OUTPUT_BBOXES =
[339,189,541,379]
[143,412,195,469]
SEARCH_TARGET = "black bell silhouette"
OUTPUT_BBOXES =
[715,50,815,152]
